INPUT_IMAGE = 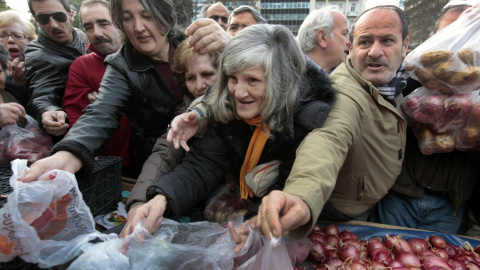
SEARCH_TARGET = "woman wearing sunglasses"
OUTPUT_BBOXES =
[20,0,186,180]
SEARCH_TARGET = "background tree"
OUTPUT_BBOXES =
[0,0,10,12]
[174,0,194,29]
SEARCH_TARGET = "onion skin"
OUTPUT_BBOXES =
[418,250,439,259]
[409,238,429,254]
[324,224,340,236]
[432,248,449,261]
[368,239,387,255]
[339,244,361,263]
[313,224,323,233]
[350,262,367,270]
[430,235,447,249]
[398,252,421,267]
[310,232,326,244]
[449,259,467,270]
[309,241,326,263]
[325,234,340,249]
[388,260,406,268]
[465,261,480,270]
[340,230,359,241]
[445,245,459,259]
[369,261,386,269]
[420,255,451,270]
[371,248,393,264]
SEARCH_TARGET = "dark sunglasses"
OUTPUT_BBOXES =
[35,12,69,25]
[209,15,228,24]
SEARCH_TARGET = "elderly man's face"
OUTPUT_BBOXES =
[227,12,257,36]
[349,8,408,85]
[206,3,229,30]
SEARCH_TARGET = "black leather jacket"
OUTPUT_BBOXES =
[52,34,185,175]
[147,60,337,219]
[25,28,85,126]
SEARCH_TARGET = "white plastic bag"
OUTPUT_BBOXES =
[0,159,109,268]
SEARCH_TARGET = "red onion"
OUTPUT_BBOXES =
[465,261,480,270]
[325,234,340,249]
[409,266,423,270]
[312,264,327,270]
[343,239,363,250]
[418,250,438,259]
[368,238,387,255]
[309,232,326,244]
[339,244,361,263]
[393,268,411,270]
[398,252,421,267]
[325,258,344,269]
[430,235,447,249]
[449,259,468,270]
[324,224,340,236]
[371,248,393,264]
[432,248,449,261]
[340,230,359,241]
[445,245,459,259]
[421,255,451,270]
[350,262,367,270]
[409,238,429,254]
[369,261,386,269]
[388,260,406,268]
[309,241,326,263]
[313,224,323,233]
[474,246,480,255]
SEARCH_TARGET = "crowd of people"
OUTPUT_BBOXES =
[1,0,478,254]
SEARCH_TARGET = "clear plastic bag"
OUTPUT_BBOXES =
[204,184,253,225]
[0,115,53,165]
[403,6,480,95]
[0,159,109,268]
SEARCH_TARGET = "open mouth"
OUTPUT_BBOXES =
[8,48,19,54]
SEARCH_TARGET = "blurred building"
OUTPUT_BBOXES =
[404,0,450,46]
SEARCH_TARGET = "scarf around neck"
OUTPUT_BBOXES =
[239,117,270,199]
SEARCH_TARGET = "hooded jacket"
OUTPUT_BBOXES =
[146,59,337,220]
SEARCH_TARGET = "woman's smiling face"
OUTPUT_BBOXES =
[227,66,266,120]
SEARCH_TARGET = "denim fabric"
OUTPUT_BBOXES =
[369,191,464,234]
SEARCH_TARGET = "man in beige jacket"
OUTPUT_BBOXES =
[255,5,410,240]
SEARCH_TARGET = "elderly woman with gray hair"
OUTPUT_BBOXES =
[120,24,337,237]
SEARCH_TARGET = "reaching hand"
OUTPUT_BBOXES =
[0,103,25,127]
[119,195,167,239]
[166,111,200,151]
[87,91,98,104]
[185,18,233,55]
[228,217,257,253]
[18,151,84,183]
[8,58,26,86]
[256,190,311,239]
[41,111,69,136]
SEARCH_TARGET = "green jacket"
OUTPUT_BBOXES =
[284,62,406,239]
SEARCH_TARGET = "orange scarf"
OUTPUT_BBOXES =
[240,117,270,199]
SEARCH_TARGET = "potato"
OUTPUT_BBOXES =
[433,58,461,81]
[457,126,480,146]
[449,66,480,86]
[423,78,454,94]
[457,48,480,66]
[420,128,455,155]
[420,49,453,67]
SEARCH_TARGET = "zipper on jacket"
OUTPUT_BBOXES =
[358,178,364,200]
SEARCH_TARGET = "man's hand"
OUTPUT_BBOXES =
[42,111,69,136]
[119,195,167,238]
[228,217,257,253]
[18,151,84,182]
[8,58,26,86]
[256,191,311,239]
[0,103,25,127]
[185,18,232,55]
[87,91,98,104]
[166,111,200,151]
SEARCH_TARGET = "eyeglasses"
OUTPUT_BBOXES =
[35,12,69,25]
[0,33,27,42]
[209,15,228,24]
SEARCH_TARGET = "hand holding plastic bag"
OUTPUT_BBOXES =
[0,159,108,268]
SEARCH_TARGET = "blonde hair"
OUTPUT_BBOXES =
[0,10,37,41]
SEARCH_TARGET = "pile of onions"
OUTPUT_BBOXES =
[301,224,480,270]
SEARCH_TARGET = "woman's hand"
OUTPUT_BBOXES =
[41,111,69,136]
[166,111,199,151]
[18,151,84,182]
[0,103,25,127]
[228,217,257,253]
[9,58,26,86]
[119,195,167,238]
[256,191,311,239]
[185,18,232,55]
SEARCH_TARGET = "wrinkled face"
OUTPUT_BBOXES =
[325,11,349,71]
[32,0,74,44]
[206,3,229,30]
[185,54,216,98]
[349,8,408,85]
[228,66,266,120]
[0,22,30,61]
[80,4,122,55]
[121,0,169,61]
[227,12,257,36]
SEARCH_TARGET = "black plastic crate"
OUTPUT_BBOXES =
[0,156,122,216]
[77,156,123,216]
